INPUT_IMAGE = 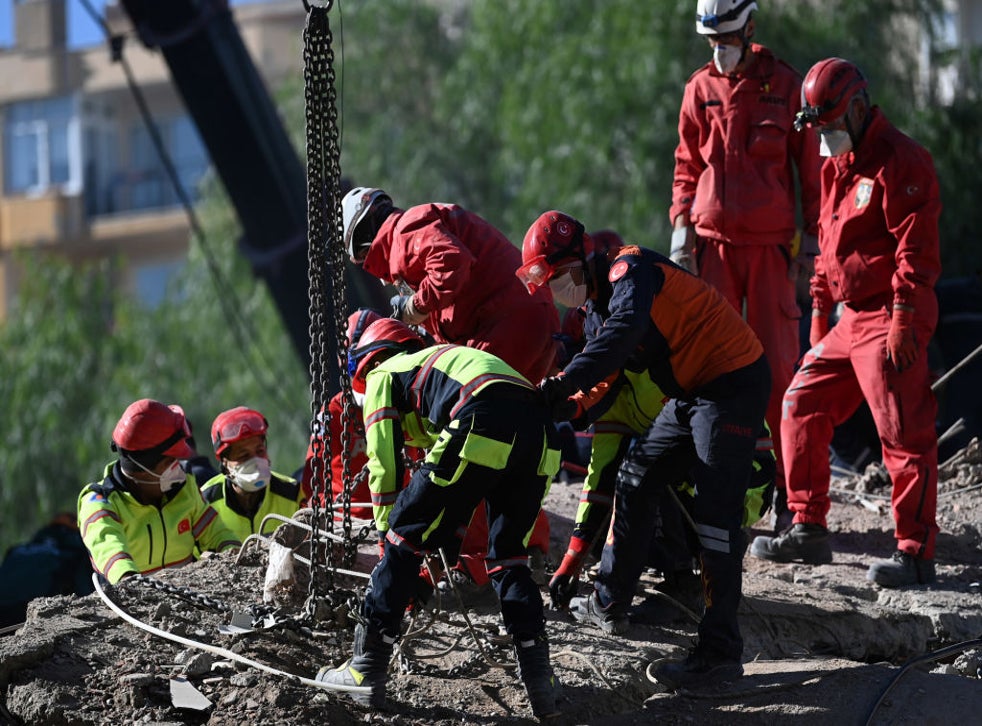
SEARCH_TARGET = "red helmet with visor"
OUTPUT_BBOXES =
[516,211,594,293]
[211,406,269,458]
[795,57,868,130]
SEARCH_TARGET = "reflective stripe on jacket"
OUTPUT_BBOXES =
[564,246,763,398]
[361,344,536,532]
[200,471,303,542]
[77,462,240,584]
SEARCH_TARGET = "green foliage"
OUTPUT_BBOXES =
[3,0,978,556]
[0,179,309,556]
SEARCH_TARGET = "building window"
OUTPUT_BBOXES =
[116,116,208,213]
[3,95,79,195]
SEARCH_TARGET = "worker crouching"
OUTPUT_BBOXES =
[315,319,562,719]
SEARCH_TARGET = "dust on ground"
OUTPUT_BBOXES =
[2,441,981,726]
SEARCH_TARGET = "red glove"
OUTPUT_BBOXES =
[887,305,918,372]
[809,310,830,348]
[548,536,590,609]
[377,535,387,561]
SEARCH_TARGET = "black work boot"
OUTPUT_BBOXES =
[569,592,629,635]
[631,569,705,625]
[651,647,743,690]
[514,632,561,719]
[749,523,833,564]
[867,551,936,587]
[315,623,395,708]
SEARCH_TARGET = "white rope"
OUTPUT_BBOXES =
[92,573,369,695]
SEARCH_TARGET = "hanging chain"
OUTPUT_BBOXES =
[303,2,358,614]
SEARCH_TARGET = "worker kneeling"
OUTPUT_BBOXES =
[316,319,562,719]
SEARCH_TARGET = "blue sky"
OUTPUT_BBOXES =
[0,0,266,49]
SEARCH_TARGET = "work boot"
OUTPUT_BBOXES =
[315,623,395,708]
[437,568,498,611]
[651,647,743,690]
[514,633,562,719]
[749,523,833,565]
[569,592,628,635]
[631,569,705,625]
[867,551,936,587]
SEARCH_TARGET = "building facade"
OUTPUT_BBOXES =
[0,0,307,317]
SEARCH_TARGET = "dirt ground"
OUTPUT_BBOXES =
[2,441,981,726]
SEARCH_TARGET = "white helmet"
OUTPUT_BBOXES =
[341,187,391,259]
[695,0,757,35]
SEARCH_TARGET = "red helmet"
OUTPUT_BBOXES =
[346,308,383,349]
[589,229,625,260]
[517,211,594,293]
[112,399,194,459]
[797,58,868,129]
[347,318,424,392]
[211,406,269,458]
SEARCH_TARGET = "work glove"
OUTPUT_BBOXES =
[377,533,387,561]
[669,224,698,275]
[390,294,427,325]
[538,376,578,422]
[887,305,918,372]
[548,535,590,609]
[809,309,830,348]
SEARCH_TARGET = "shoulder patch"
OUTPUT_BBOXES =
[609,260,630,282]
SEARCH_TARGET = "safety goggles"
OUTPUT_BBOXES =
[516,256,557,294]
[212,410,267,450]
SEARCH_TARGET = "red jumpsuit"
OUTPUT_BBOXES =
[671,44,822,501]
[302,392,548,585]
[782,108,941,558]
[362,203,560,384]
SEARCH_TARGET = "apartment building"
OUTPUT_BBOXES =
[0,0,307,317]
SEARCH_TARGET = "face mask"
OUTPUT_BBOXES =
[352,390,366,408]
[713,44,741,75]
[127,457,185,493]
[818,128,853,157]
[229,456,271,492]
[549,271,588,308]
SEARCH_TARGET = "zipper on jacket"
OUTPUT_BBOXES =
[146,524,153,563]
[158,507,168,570]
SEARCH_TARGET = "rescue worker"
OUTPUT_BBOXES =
[301,308,386,518]
[201,406,304,541]
[78,399,240,584]
[518,211,769,689]
[341,186,561,385]
[750,58,942,588]
[316,319,562,719]
[671,0,821,531]
[548,367,776,619]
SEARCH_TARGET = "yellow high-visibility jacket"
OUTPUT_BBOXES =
[77,462,240,584]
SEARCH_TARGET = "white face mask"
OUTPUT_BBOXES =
[549,271,588,308]
[228,456,272,492]
[819,128,853,157]
[352,390,366,408]
[713,44,741,75]
[127,457,185,493]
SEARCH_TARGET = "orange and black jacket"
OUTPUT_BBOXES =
[563,246,763,399]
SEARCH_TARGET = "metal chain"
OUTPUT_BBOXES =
[303,3,359,608]
[128,573,232,613]
[303,5,335,603]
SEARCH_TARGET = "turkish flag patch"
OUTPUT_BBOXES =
[609,260,630,282]
[178,518,191,535]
